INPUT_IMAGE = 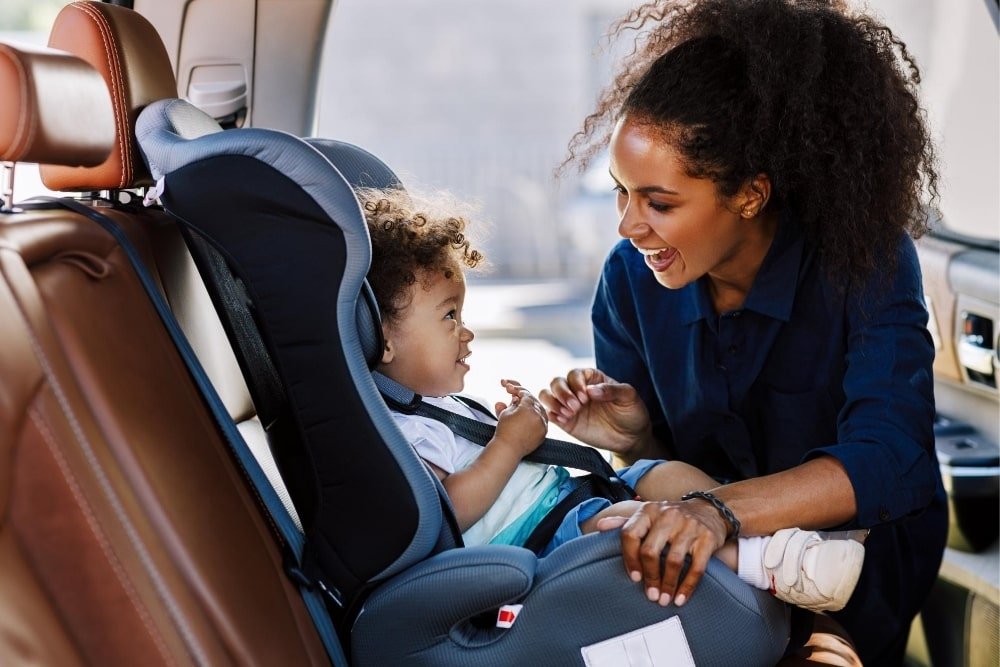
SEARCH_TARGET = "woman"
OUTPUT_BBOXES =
[539,0,947,664]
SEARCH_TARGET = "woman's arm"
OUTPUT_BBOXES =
[613,456,855,606]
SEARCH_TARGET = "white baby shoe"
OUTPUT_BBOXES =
[762,528,865,612]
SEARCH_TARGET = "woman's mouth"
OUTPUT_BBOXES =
[637,246,678,273]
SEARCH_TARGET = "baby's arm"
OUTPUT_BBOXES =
[440,380,548,531]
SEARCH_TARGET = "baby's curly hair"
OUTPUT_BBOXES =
[566,0,938,286]
[358,187,484,323]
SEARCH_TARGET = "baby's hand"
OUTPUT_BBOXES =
[493,379,548,457]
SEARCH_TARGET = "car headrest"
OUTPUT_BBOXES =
[0,43,114,167]
[41,1,176,191]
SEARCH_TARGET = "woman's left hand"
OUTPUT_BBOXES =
[597,499,730,607]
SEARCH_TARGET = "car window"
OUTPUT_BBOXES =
[867,0,999,242]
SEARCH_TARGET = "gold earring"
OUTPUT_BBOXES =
[742,206,755,218]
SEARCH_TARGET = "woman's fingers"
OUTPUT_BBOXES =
[619,502,722,607]
[619,507,654,586]
[566,367,605,404]
[539,376,580,421]
[671,535,714,606]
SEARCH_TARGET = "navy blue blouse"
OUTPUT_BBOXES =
[592,218,947,662]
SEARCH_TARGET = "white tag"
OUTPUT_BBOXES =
[143,177,166,207]
[495,604,523,629]
[581,616,695,667]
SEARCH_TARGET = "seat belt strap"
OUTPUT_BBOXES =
[373,372,636,500]
[520,476,597,554]
[30,196,349,667]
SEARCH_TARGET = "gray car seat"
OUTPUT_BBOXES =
[136,97,791,666]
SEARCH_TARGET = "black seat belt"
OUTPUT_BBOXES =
[29,196,349,667]
[373,372,638,553]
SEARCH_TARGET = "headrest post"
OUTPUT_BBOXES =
[0,162,20,213]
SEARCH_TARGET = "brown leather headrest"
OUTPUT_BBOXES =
[41,1,177,191]
[0,43,114,166]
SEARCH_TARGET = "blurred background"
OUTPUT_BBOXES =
[4,0,998,408]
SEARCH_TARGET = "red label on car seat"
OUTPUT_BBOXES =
[496,604,523,628]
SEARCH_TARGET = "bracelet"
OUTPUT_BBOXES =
[681,490,742,539]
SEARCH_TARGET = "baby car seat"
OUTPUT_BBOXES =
[136,98,790,666]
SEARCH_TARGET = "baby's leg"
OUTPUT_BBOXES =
[632,460,719,501]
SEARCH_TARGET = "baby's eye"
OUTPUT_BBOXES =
[444,309,457,320]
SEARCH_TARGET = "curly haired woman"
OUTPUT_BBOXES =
[539,1,947,663]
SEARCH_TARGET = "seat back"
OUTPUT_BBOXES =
[0,20,328,667]
[137,99,447,622]
[40,0,303,524]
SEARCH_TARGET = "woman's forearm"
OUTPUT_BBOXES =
[710,456,857,536]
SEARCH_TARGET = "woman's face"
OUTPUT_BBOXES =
[608,116,762,292]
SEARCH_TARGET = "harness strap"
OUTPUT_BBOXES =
[373,372,637,554]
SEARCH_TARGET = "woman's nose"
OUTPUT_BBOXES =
[617,199,646,240]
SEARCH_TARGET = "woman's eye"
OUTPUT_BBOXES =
[612,184,627,196]
[649,201,673,213]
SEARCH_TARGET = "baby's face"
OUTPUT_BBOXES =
[379,270,474,397]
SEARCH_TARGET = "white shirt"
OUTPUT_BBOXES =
[391,395,567,546]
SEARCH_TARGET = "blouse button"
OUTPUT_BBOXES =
[879,507,891,522]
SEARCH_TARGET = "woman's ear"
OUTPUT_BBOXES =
[738,172,772,218]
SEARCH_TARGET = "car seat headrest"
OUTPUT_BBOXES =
[303,139,409,370]
[41,1,177,191]
[0,43,114,166]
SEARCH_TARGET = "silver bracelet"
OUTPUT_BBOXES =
[681,490,742,538]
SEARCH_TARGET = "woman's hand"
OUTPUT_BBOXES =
[538,368,653,459]
[598,499,730,607]
[493,379,548,457]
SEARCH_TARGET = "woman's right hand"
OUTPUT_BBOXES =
[538,368,653,459]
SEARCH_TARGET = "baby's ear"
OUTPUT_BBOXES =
[380,325,395,364]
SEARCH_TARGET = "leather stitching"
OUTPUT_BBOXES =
[2,245,207,666]
[70,3,131,187]
[28,408,178,667]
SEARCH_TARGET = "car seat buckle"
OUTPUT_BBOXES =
[286,564,345,608]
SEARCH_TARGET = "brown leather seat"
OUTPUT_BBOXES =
[0,12,325,667]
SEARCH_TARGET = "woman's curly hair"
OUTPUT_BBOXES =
[566,0,938,286]
[358,187,484,323]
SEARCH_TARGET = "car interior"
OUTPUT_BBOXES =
[0,1,997,665]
